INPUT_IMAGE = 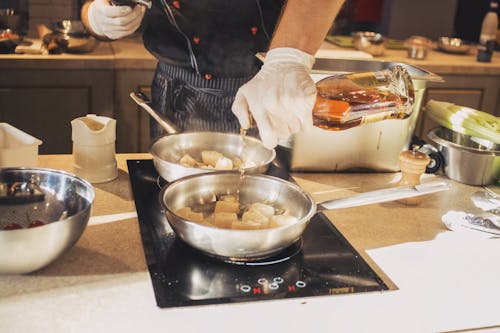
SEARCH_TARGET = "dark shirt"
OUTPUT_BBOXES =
[142,0,284,78]
[454,0,497,42]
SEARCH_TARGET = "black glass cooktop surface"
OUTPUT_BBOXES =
[127,159,388,308]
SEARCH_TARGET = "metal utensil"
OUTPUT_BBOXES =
[442,210,500,237]
[161,172,451,260]
[130,91,178,134]
[471,190,500,212]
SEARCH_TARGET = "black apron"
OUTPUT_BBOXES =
[150,62,257,138]
[143,0,284,139]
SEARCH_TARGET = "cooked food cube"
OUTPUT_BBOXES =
[188,211,204,223]
[215,157,233,170]
[247,202,275,218]
[220,194,238,202]
[269,215,299,228]
[179,154,198,167]
[201,150,223,167]
[176,207,193,220]
[213,212,238,229]
[232,157,243,170]
[214,200,240,214]
[242,209,270,228]
[232,219,264,230]
[176,207,204,223]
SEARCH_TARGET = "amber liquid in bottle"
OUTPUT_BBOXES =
[312,66,415,131]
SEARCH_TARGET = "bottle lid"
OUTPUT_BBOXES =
[399,150,430,174]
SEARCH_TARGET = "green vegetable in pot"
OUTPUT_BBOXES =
[425,100,500,144]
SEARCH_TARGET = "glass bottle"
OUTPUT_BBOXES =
[312,65,415,130]
[477,1,498,62]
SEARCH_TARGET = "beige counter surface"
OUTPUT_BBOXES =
[318,39,500,75]
[2,34,500,75]
[0,40,115,69]
[1,154,499,333]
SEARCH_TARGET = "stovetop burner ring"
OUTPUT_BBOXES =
[215,238,303,266]
[173,236,304,266]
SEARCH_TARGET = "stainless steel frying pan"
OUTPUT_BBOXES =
[160,172,451,261]
[130,92,276,182]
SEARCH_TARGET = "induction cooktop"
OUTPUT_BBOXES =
[127,159,388,308]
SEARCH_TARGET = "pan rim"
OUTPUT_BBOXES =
[160,171,317,233]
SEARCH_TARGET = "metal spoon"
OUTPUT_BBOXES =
[470,190,500,214]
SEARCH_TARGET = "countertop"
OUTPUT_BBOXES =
[1,154,499,333]
[2,34,500,75]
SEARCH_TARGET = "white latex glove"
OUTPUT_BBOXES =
[88,0,145,40]
[231,47,316,149]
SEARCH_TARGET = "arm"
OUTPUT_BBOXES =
[270,0,345,54]
[231,0,345,148]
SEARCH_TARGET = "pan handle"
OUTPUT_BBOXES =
[317,180,451,211]
[130,91,179,134]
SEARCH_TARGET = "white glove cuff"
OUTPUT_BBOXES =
[264,47,315,70]
[87,1,105,38]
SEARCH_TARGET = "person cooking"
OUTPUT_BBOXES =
[81,0,345,149]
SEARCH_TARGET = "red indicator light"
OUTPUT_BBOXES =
[288,285,296,292]
[252,287,262,294]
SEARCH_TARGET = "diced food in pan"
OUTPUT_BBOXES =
[175,197,298,230]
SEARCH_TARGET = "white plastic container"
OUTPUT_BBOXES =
[0,123,42,167]
[71,114,118,183]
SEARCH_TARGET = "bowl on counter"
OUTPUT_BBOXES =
[44,20,99,54]
[427,127,500,186]
[0,167,95,274]
[437,37,473,54]
[404,35,435,60]
[351,31,386,56]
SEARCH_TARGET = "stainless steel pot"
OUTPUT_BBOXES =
[160,172,450,261]
[130,91,276,182]
[427,126,500,185]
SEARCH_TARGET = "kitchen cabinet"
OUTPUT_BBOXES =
[113,69,154,153]
[0,43,115,154]
[0,69,113,154]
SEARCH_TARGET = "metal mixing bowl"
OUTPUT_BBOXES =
[437,37,473,54]
[160,172,316,260]
[427,127,500,185]
[48,20,99,54]
[151,132,276,182]
[352,31,386,56]
[0,168,94,274]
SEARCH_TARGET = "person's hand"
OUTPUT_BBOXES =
[231,47,316,149]
[87,0,145,40]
